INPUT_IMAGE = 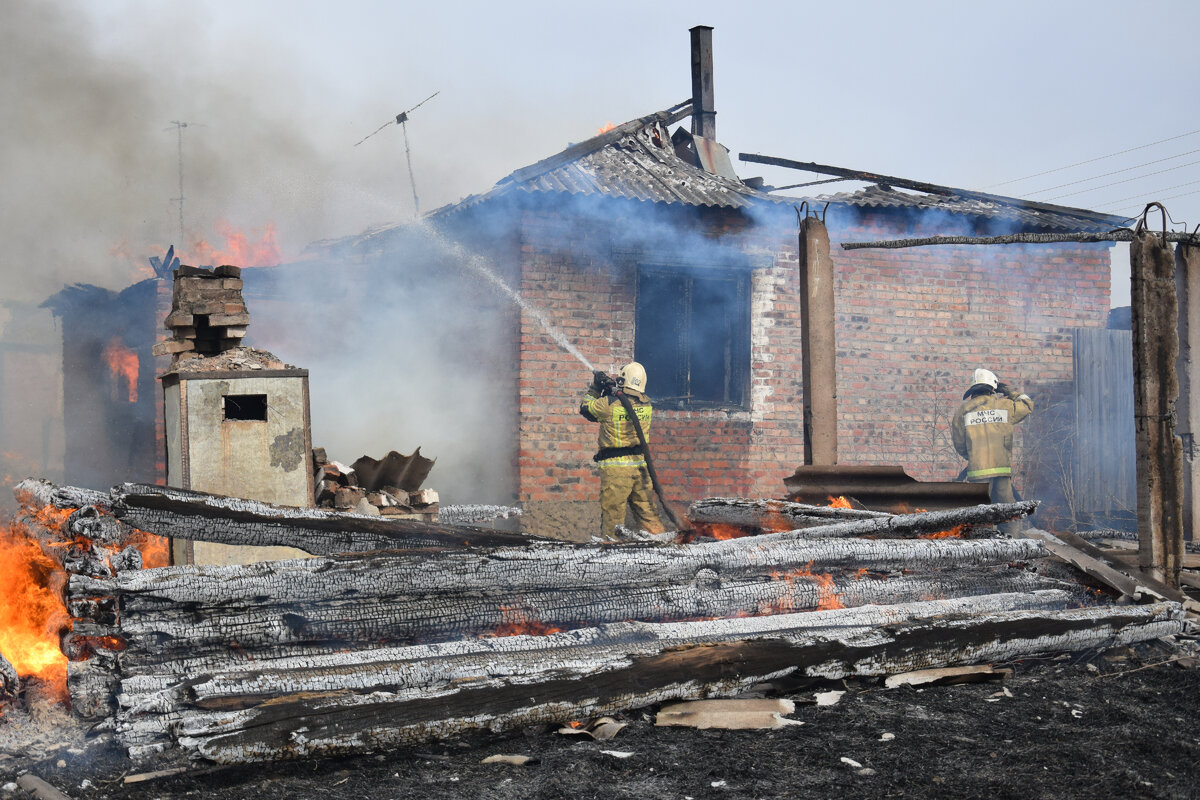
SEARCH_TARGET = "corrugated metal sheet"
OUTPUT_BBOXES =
[439,111,781,215]
[420,106,1128,236]
[811,184,1121,233]
[1073,327,1136,515]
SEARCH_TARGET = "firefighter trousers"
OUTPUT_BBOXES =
[981,475,1020,534]
[599,464,664,539]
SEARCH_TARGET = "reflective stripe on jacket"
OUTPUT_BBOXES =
[580,390,652,468]
[951,390,1033,480]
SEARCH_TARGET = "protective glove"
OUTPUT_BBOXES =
[590,370,611,395]
[995,382,1017,398]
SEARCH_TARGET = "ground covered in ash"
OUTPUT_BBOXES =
[2,641,1199,800]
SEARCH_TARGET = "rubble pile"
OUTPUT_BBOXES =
[312,448,439,517]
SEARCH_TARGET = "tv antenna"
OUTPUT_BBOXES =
[355,91,440,217]
[165,120,204,242]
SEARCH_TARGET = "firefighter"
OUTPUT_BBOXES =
[579,362,664,540]
[951,368,1034,530]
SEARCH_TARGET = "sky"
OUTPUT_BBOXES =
[3,0,1199,311]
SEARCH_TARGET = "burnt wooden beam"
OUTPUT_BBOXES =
[98,570,1059,672]
[737,152,1134,228]
[146,597,1182,763]
[839,231,1200,250]
[71,529,1045,613]
[110,483,545,554]
[1022,527,1200,614]
[689,497,890,529]
[13,477,109,510]
[777,501,1037,538]
[1130,228,1185,585]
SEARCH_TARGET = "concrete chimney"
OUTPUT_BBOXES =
[690,25,715,140]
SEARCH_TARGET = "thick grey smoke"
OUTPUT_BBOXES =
[0,1,416,304]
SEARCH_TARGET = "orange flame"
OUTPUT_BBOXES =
[919,524,966,540]
[188,219,281,268]
[596,122,617,135]
[130,529,170,568]
[763,561,846,613]
[102,339,139,403]
[0,525,69,702]
[827,495,853,509]
[759,505,795,533]
[485,606,563,638]
[704,523,750,541]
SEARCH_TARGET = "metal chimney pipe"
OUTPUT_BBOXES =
[690,25,715,140]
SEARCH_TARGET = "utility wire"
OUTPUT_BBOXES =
[1025,148,1200,196]
[986,127,1200,188]
[1095,179,1200,209]
[1104,188,1200,216]
[1046,158,1200,201]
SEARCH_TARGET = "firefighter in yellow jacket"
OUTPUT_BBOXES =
[951,368,1034,522]
[580,362,664,540]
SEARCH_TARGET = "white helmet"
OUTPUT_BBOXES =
[618,361,647,394]
[971,368,998,390]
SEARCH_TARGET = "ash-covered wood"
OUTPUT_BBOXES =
[16,478,1174,767]
[114,591,1074,753]
[111,483,544,553]
[13,478,109,511]
[774,501,1038,539]
[91,570,1058,673]
[0,652,17,703]
[688,497,888,529]
[134,596,1182,763]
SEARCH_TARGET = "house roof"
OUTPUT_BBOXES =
[431,104,789,217]
[419,105,1130,236]
[811,184,1128,233]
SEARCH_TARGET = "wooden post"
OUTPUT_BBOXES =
[798,215,837,465]
[1130,229,1184,585]
[1177,243,1200,543]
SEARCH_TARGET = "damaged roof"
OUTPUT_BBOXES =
[811,184,1129,233]
[427,105,1128,234]
[433,104,785,216]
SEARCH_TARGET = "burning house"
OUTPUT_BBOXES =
[293,27,1128,537]
[20,28,1134,540]
[1,25,1198,793]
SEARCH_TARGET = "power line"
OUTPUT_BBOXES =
[1095,179,1200,209]
[1104,188,1200,215]
[1024,148,1200,196]
[1045,158,1200,201]
[986,127,1200,188]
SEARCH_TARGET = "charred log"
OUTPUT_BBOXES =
[0,652,16,703]
[13,478,109,511]
[110,483,544,554]
[687,497,889,530]
[103,570,1063,672]
[774,502,1038,539]
[120,597,1182,763]
[69,536,1047,612]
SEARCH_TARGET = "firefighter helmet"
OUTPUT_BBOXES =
[970,368,999,390]
[618,361,648,394]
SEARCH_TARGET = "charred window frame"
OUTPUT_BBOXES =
[634,265,750,410]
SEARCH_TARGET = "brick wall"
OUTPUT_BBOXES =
[502,197,1111,536]
[828,207,1112,490]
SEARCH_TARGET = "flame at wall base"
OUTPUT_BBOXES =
[0,526,69,704]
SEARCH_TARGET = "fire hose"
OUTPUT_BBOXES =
[594,371,688,532]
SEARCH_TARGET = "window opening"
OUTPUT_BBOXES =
[635,266,750,409]
[224,394,267,421]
